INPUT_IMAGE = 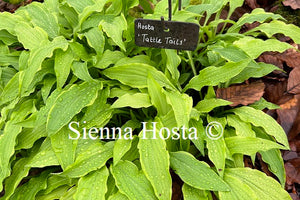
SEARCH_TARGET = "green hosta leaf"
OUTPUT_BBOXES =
[250,97,280,110]
[211,45,250,62]
[123,0,139,13]
[105,173,117,199]
[108,191,129,200]
[206,0,228,19]
[172,10,201,23]
[60,186,77,200]
[139,0,154,14]
[19,50,30,71]
[246,20,300,44]
[47,81,101,136]
[69,41,90,61]
[225,136,286,155]
[51,126,77,170]
[121,137,140,163]
[23,2,59,39]
[185,60,250,91]
[157,111,179,151]
[114,135,135,166]
[26,138,59,168]
[138,122,172,200]
[257,129,286,187]
[111,160,158,200]
[0,100,36,190]
[187,0,228,20]
[206,117,227,177]
[106,0,122,15]
[95,50,125,69]
[228,0,243,17]
[230,62,279,84]
[10,169,51,200]
[79,88,112,129]
[72,61,94,82]
[103,63,176,90]
[54,47,73,89]
[232,106,289,148]
[220,168,291,200]
[227,114,255,137]
[3,139,56,199]
[66,0,94,13]
[0,72,19,106]
[206,137,226,176]
[36,89,62,126]
[163,49,180,81]
[74,167,109,200]
[228,8,284,33]
[0,121,22,191]
[41,76,56,102]
[77,0,107,30]
[59,4,79,29]
[260,149,286,187]
[147,74,171,116]
[0,12,24,34]
[1,65,18,84]
[234,37,293,59]
[170,151,230,191]
[0,53,19,67]
[182,183,211,200]
[2,157,33,199]
[195,98,232,113]
[44,0,60,14]
[189,119,205,155]
[0,30,17,45]
[115,55,155,67]
[20,36,68,94]
[219,170,258,200]
[99,14,127,51]
[111,93,152,108]
[41,174,74,195]
[15,21,49,50]
[164,90,192,127]
[186,4,213,15]
[61,141,114,178]
[84,27,105,55]
[36,185,70,200]
[16,125,47,150]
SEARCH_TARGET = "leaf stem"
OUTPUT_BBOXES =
[187,51,197,76]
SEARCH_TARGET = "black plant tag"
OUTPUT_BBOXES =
[135,19,199,51]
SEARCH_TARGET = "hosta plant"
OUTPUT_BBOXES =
[0,0,298,199]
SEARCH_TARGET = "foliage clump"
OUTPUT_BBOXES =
[0,0,298,199]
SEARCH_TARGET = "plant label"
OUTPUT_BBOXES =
[135,19,199,51]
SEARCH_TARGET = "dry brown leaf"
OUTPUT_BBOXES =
[285,158,300,185]
[283,151,299,161]
[263,79,292,104]
[289,135,300,151]
[258,52,284,69]
[277,95,300,134]
[283,0,300,10]
[280,47,300,69]
[216,81,265,106]
[245,0,260,9]
[288,103,300,140]
[288,67,300,94]
[258,48,300,72]
[290,193,300,200]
